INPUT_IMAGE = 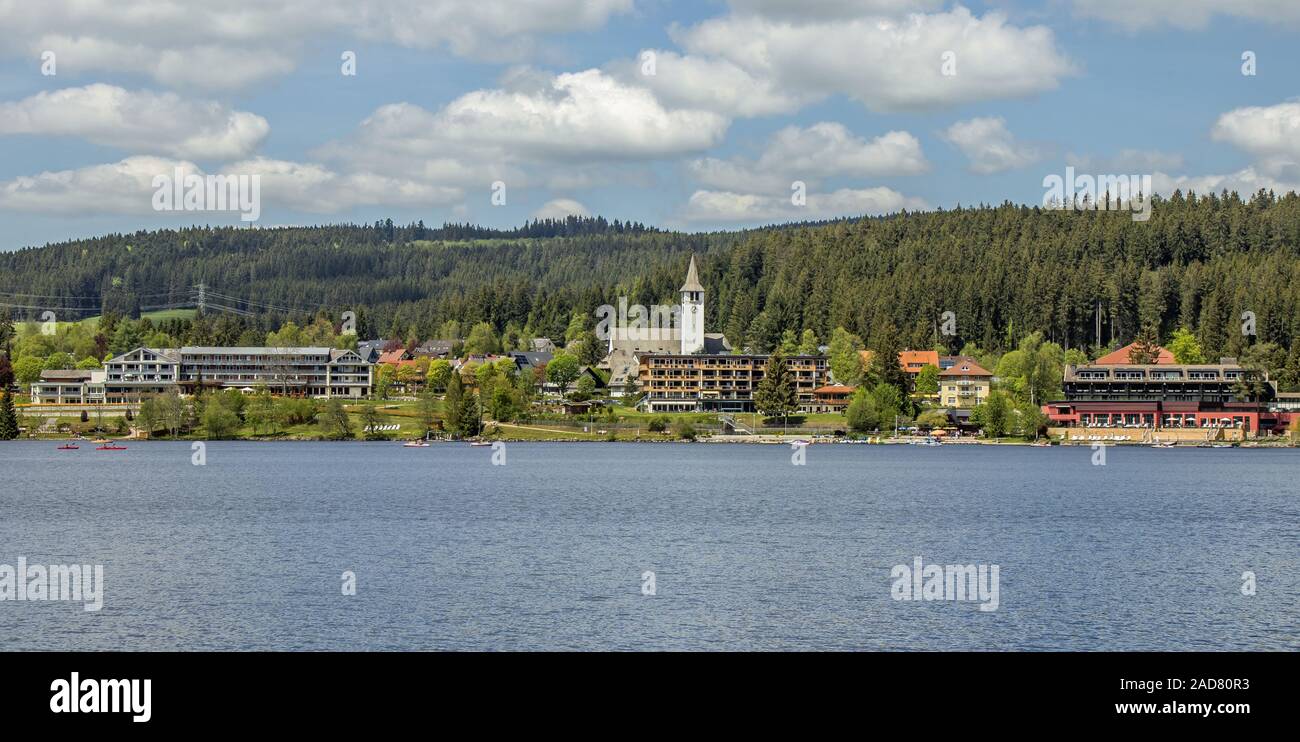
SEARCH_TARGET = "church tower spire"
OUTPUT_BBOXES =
[680,255,705,354]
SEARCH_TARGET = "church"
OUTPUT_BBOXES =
[602,255,731,396]
[601,256,830,413]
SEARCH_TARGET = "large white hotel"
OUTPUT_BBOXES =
[31,346,373,404]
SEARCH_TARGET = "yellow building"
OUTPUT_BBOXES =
[938,357,992,409]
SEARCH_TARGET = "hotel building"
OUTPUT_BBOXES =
[640,353,831,413]
[30,346,373,404]
[1043,357,1293,437]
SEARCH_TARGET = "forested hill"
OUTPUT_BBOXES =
[3,192,1300,360]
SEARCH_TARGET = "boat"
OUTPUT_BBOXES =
[468,441,493,447]
[57,443,80,450]
[1031,441,1051,447]
[790,439,811,446]
[96,444,127,450]
[1151,441,1176,448]
[91,438,111,444]
[912,437,942,446]
[402,441,431,448]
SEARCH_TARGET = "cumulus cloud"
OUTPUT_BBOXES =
[225,158,462,213]
[0,84,268,160]
[1151,167,1300,198]
[0,0,633,89]
[532,198,590,219]
[683,186,928,223]
[1211,102,1300,162]
[725,0,944,19]
[1136,100,1300,198]
[672,7,1075,112]
[437,69,728,160]
[608,50,813,117]
[691,123,928,192]
[1070,0,1300,30]
[1067,149,1186,174]
[319,68,729,188]
[942,117,1043,174]
[0,156,455,217]
[0,156,193,216]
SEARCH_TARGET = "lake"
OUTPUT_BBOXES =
[1,441,1296,650]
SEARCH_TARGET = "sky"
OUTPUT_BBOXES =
[0,0,1298,250]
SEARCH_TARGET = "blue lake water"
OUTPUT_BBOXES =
[1,440,1297,650]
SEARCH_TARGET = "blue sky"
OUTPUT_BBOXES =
[0,0,1297,249]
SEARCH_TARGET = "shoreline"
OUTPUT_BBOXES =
[13,435,1295,448]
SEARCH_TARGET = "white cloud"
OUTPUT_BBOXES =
[317,68,730,202]
[0,84,268,160]
[1151,167,1300,198]
[0,0,633,89]
[0,156,192,216]
[225,158,462,213]
[943,117,1043,174]
[691,123,928,191]
[725,0,944,19]
[532,198,590,219]
[1140,100,1300,199]
[1067,149,1186,173]
[0,156,456,217]
[438,69,728,160]
[609,50,813,117]
[1211,102,1300,162]
[673,7,1075,112]
[1070,0,1300,30]
[683,186,927,223]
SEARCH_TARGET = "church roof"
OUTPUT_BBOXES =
[680,255,704,293]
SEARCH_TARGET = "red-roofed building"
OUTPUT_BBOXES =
[377,348,408,365]
[899,350,940,374]
[1094,342,1175,365]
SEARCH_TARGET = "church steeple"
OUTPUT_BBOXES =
[680,254,704,294]
[680,255,705,354]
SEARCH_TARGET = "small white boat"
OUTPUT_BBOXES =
[912,437,942,446]
[402,441,430,448]
[468,441,493,447]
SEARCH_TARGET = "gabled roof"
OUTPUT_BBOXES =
[1095,342,1175,365]
[899,350,940,370]
[939,358,992,377]
[328,348,369,364]
[107,347,180,364]
[680,254,705,293]
[377,349,408,364]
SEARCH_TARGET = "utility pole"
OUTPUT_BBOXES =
[196,283,206,314]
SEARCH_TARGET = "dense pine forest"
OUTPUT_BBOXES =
[3,192,1300,366]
